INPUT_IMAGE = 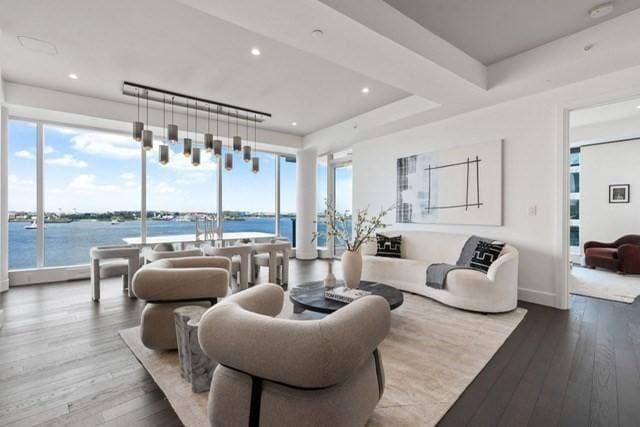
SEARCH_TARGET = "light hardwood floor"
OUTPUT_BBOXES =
[1,259,639,426]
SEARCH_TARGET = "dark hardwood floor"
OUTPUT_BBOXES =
[1,259,639,426]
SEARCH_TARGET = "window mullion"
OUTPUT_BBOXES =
[36,122,44,267]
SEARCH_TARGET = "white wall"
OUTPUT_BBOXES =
[341,64,640,308]
[580,139,640,251]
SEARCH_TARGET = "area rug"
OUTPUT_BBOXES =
[120,293,526,427]
[569,265,640,303]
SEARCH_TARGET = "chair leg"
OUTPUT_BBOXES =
[122,274,128,292]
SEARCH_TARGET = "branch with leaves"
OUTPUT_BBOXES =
[312,200,395,252]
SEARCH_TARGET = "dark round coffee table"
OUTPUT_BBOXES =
[289,280,404,314]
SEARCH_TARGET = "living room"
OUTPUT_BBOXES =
[2,1,640,426]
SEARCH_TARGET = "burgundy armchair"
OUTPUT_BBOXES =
[584,235,640,274]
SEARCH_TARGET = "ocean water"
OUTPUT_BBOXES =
[8,217,320,270]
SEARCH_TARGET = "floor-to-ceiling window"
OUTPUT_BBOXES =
[146,137,218,238]
[279,155,296,243]
[7,120,38,270]
[316,155,328,248]
[222,149,276,235]
[42,125,141,267]
[333,163,352,256]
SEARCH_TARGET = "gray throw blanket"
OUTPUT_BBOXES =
[425,236,485,289]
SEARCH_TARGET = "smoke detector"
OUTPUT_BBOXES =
[589,2,614,19]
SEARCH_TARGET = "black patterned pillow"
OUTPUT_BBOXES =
[469,241,505,272]
[376,234,402,258]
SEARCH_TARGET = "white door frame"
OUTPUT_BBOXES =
[557,91,640,310]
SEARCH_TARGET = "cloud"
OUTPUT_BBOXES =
[44,145,55,154]
[15,150,35,159]
[120,172,136,180]
[8,174,35,187]
[45,154,88,168]
[68,174,119,193]
[71,132,139,159]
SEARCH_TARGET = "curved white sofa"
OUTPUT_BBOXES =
[362,230,519,313]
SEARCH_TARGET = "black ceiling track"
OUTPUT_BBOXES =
[122,81,271,123]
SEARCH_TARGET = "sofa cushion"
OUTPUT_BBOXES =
[469,241,505,272]
[585,247,618,259]
[375,234,402,258]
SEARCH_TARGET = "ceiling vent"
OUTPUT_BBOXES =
[17,36,58,55]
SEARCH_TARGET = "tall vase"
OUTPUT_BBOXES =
[341,250,362,289]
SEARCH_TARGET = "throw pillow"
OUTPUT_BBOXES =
[376,234,402,258]
[469,241,505,272]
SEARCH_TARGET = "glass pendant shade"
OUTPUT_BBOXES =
[243,145,251,162]
[142,129,153,151]
[225,152,233,171]
[213,139,222,158]
[204,133,214,152]
[132,121,144,141]
[192,147,201,166]
[167,124,178,142]
[183,138,192,157]
[159,144,169,165]
[252,156,259,174]
[233,136,242,152]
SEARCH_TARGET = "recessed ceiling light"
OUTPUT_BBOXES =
[589,2,614,19]
[251,47,261,56]
[68,73,79,80]
[291,122,297,126]
[636,105,640,109]
[311,29,324,38]
[361,87,370,94]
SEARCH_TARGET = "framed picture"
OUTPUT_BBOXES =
[609,184,630,203]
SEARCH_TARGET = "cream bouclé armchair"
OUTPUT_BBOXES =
[198,283,391,427]
[132,256,231,350]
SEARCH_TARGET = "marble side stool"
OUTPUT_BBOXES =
[174,306,217,393]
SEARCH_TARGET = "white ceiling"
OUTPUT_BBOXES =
[0,0,407,135]
[571,97,640,127]
[383,0,640,65]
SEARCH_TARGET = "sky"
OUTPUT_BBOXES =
[8,120,352,215]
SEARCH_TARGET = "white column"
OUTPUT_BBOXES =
[295,147,317,259]
[1,106,9,327]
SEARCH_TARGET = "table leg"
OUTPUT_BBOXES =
[293,303,305,314]
[91,259,100,301]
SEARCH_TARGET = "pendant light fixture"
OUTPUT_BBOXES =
[225,112,233,171]
[233,109,242,152]
[132,88,144,141]
[167,96,178,143]
[142,90,153,151]
[192,101,201,166]
[183,101,192,157]
[204,105,214,152]
[159,96,169,165]
[213,107,222,158]
[251,115,260,174]
[242,114,251,162]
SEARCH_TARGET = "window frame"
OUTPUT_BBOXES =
[6,115,295,277]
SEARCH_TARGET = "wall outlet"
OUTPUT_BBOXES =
[528,206,537,216]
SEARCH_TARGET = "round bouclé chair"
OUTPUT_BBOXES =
[198,284,391,426]
[132,256,231,350]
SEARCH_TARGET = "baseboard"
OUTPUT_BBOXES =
[0,278,8,292]
[9,265,90,286]
[518,287,557,308]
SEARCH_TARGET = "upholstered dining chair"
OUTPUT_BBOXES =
[198,283,391,427]
[90,245,142,301]
[204,244,253,291]
[252,241,292,286]
[132,256,231,350]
